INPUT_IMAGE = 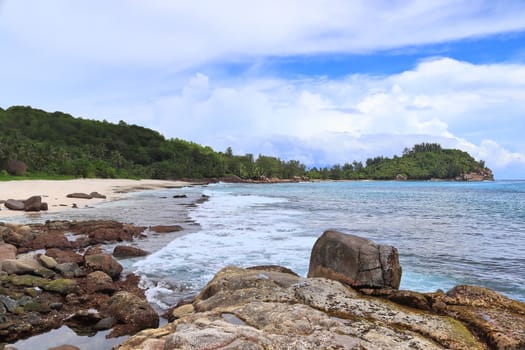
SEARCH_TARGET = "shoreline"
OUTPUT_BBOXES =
[0,178,193,220]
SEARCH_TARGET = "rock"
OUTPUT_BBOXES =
[31,233,72,250]
[70,220,138,243]
[0,259,38,275]
[119,266,484,350]
[85,253,123,279]
[149,225,183,233]
[23,196,42,212]
[308,230,402,289]
[55,262,81,278]
[43,278,78,295]
[432,285,525,350]
[94,317,116,330]
[104,291,159,336]
[112,245,149,258]
[4,199,25,211]
[168,304,194,321]
[172,194,187,198]
[86,271,117,294]
[38,254,58,269]
[6,159,27,176]
[48,345,81,350]
[66,193,93,199]
[45,248,84,264]
[0,295,18,313]
[0,243,17,261]
[66,308,103,328]
[89,192,106,199]
[40,202,48,211]
[23,299,52,313]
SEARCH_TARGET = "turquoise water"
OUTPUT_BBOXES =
[129,180,525,306]
[7,180,525,307]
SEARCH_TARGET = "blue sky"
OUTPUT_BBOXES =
[1,1,525,178]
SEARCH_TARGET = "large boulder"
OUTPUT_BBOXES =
[308,230,402,289]
[104,291,159,337]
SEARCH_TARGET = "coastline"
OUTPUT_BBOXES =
[0,178,193,219]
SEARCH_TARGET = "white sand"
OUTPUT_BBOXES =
[0,178,191,218]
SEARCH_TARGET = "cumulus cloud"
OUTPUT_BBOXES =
[137,57,525,178]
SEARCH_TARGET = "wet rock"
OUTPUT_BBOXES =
[89,191,107,199]
[85,253,123,279]
[94,316,116,330]
[104,291,159,337]
[112,245,149,258]
[4,199,25,211]
[23,195,42,212]
[308,230,402,289]
[66,193,93,199]
[149,225,183,233]
[66,308,103,328]
[70,220,138,243]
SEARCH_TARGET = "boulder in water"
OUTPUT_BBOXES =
[308,230,402,289]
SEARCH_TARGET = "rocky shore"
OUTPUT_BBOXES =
[117,230,524,350]
[0,219,187,347]
[1,220,523,349]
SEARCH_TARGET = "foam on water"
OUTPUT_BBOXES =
[133,186,315,307]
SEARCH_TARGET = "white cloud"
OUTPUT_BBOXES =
[2,1,525,68]
[1,2,525,178]
[133,58,525,178]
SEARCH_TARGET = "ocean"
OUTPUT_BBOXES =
[12,180,525,306]
[7,180,525,349]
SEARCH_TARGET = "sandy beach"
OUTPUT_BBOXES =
[0,178,191,219]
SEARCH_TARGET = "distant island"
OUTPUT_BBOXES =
[0,106,493,181]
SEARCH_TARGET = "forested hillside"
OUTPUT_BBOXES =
[0,106,491,180]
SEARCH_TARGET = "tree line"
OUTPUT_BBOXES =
[0,106,489,181]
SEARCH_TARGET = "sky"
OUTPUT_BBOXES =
[1,1,525,179]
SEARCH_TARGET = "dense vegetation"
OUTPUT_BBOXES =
[0,106,489,181]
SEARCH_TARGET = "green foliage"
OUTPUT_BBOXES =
[0,106,488,181]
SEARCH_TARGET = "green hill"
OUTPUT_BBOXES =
[0,106,492,181]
